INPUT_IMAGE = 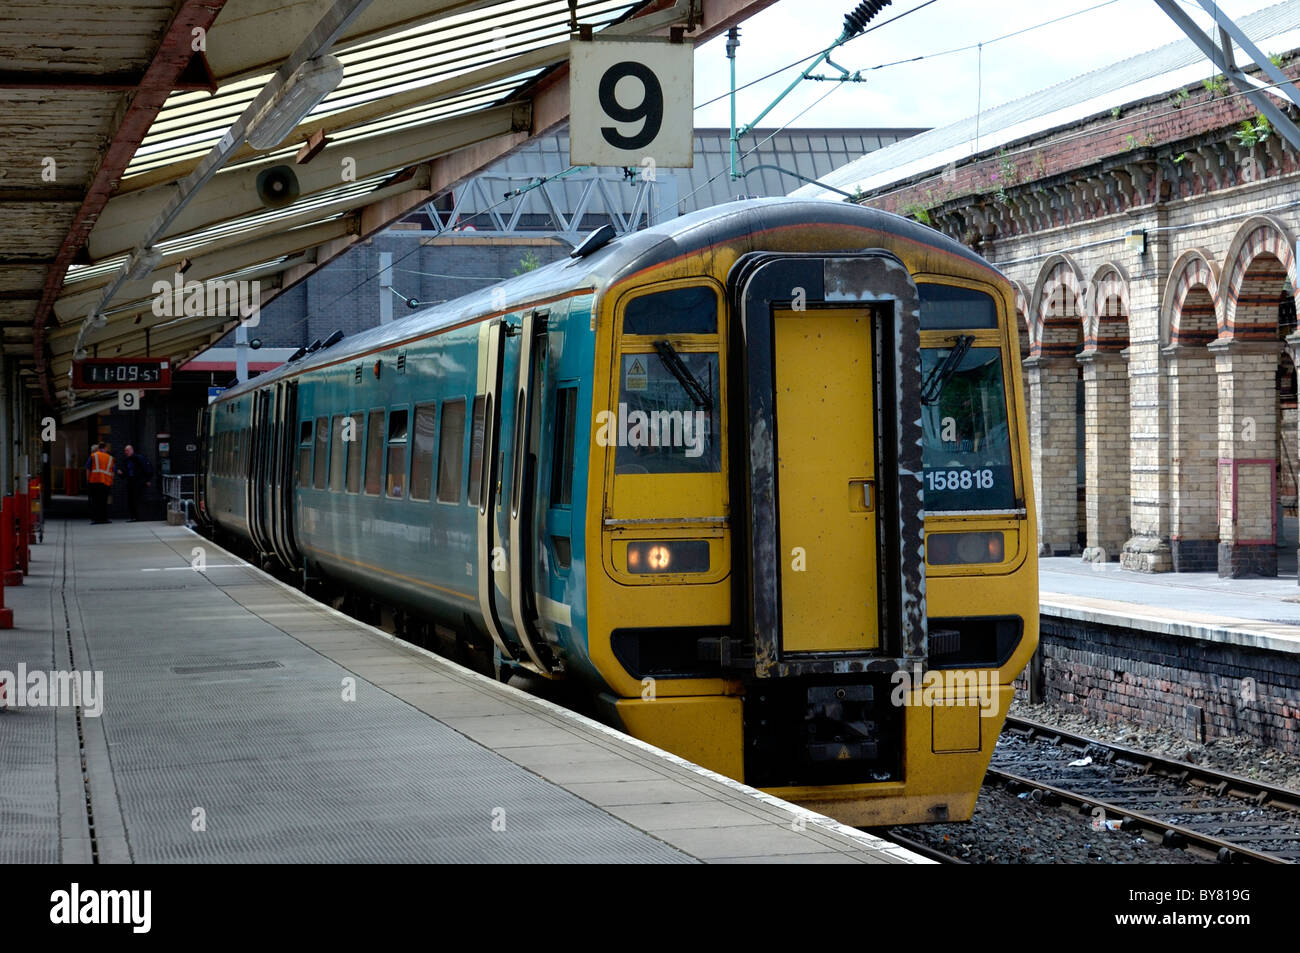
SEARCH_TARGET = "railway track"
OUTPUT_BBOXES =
[993,715,1300,864]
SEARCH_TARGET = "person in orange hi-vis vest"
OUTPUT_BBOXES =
[85,442,114,525]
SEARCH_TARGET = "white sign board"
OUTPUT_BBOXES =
[117,389,143,411]
[570,38,694,169]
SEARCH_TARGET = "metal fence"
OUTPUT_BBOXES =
[162,473,196,523]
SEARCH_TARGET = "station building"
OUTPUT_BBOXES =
[798,3,1300,579]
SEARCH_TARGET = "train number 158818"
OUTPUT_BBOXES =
[925,467,995,492]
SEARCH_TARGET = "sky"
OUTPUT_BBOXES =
[690,0,1286,132]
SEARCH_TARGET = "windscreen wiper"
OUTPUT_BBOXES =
[653,340,714,411]
[920,334,975,404]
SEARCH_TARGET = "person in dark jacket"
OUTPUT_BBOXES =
[117,445,154,522]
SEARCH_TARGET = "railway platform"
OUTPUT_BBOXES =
[1040,556,1300,652]
[0,519,923,865]
[1032,558,1300,754]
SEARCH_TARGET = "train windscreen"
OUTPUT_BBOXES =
[920,345,1015,512]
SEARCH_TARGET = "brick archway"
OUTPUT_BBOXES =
[1027,254,1086,555]
[1031,254,1087,358]
[1164,249,1221,347]
[1162,249,1222,572]
[1079,262,1131,560]
[1010,279,1031,360]
[1213,218,1294,576]
[1086,262,1130,352]
[1223,217,1296,340]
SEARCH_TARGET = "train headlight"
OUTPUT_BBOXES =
[626,539,710,574]
[926,531,1004,565]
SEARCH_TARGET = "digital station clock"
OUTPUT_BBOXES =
[72,358,172,390]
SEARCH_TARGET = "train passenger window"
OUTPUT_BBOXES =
[386,409,409,499]
[623,286,717,335]
[467,395,487,507]
[409,403,437,502]
[919,283,998,330]
[345,413,363,493]
[436,398,466,503]
[364,409,384,495]
[328,416,345,491]
[297,421,312,488]
[313,416,329,489]
[551,387,577,507]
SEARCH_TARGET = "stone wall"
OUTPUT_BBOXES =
[1021,615,1300,754]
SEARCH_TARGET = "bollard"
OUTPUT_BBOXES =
[26,478,39,544]
[0,498,11,627]
[0,567,11,629]
[15,490,28,575]
[0,496,18,587]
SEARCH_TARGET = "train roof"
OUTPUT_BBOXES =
[216,197,999,401]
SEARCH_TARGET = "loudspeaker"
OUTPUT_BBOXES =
[255,165,300,208]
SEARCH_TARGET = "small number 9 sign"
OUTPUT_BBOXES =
[118,389,142,411]
[570,38,693,169]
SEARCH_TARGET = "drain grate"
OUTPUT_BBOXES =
[172,660,284,675]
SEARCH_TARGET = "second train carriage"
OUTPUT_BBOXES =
[198,197,1038,825]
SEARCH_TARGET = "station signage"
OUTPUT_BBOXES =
[72,358,171,390]
[569,36,694,169]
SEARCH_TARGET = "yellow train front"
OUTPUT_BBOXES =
[580,198,1038,826]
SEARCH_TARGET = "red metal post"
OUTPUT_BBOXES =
[14,490,27,575]
[0,496,18,587]
[27,478,39,544]
[0,496,10,627]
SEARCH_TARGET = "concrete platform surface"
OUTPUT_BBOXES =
[1040,556,1300,653]
[0,519,925,865]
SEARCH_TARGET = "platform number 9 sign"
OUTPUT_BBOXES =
[118,389,142,411]
[570,38,693,169]
[598,62,662,150]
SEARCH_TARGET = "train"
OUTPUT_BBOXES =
[197,197,1038,826]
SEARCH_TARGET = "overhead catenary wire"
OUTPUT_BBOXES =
[693,0,1121,112]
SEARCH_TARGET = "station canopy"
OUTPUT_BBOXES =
[0,0,766,409]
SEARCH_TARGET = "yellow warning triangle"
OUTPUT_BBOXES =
[629,358,645,375]
[836,745,852,760]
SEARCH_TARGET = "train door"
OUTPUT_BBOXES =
[773,307,879,653]
[266,380,300,570]
[196,406,211,526]
[504,309,553,672]
[247,389,270,557]
[476,319,519,664]
[729,251,928,678]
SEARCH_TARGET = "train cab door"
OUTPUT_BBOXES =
[729,252,928,677]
